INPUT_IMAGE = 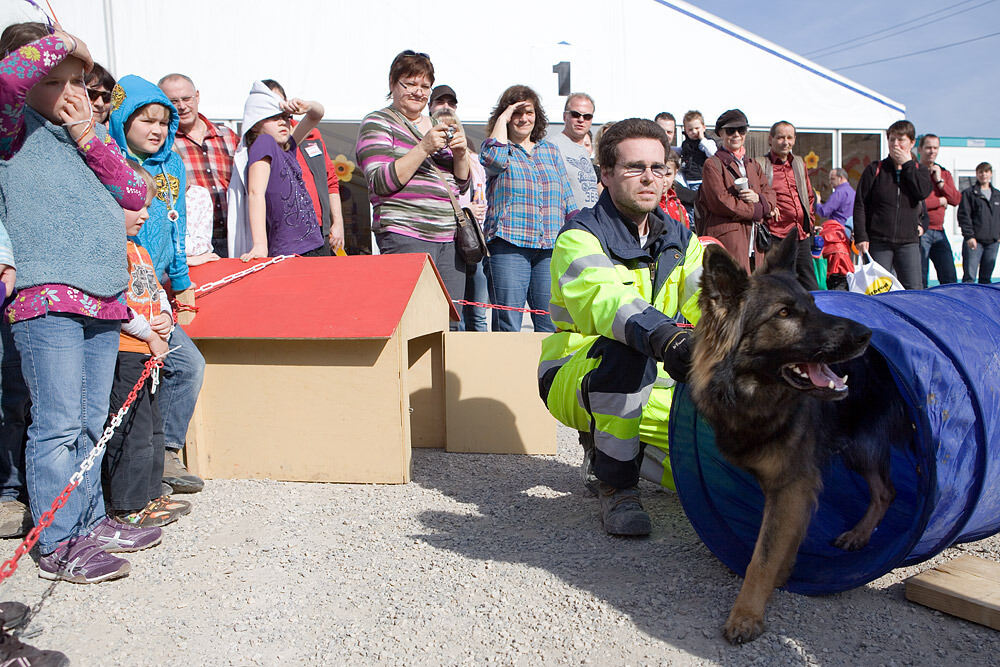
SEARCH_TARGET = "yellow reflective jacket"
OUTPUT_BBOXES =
[541,192,704,371]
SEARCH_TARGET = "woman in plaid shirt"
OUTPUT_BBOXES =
[481,85,577,332]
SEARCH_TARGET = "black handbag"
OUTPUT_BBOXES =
[430,163,489,264]
[753,220,773,253]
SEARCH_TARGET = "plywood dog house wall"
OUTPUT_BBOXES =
[181,255,457,484]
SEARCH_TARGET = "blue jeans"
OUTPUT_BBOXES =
[12,314,119,553]
[158,325,205,451]
[962,239,999,284]
[485,238,555,333]
[919,228,957,287]
[463,260,488,332]
[0,319,29,503]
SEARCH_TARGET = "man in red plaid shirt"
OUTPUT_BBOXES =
[159,73,238,257]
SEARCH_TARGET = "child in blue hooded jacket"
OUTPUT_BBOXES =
[107,75,206,496]
[108,75,190,294]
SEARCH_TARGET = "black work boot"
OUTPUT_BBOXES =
[598,482,651,536]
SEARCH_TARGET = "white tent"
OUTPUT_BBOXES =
[45,0,902,131]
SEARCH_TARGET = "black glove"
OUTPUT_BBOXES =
[661,330,693,383]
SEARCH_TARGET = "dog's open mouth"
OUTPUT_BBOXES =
[781,362,848,397]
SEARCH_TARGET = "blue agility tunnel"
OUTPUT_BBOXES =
[668,284,1000,595]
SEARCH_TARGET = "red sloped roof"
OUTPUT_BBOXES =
[181,254,458,340]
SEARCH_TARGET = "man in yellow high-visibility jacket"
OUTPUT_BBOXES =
[538,118,704,536]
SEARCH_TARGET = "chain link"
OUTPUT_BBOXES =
[453,299,551,316]
[0,354,166,585]
[194,255,294,296]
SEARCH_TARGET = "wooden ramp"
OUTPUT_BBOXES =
[905,555,1000,631]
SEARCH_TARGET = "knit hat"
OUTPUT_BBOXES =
[239,80,284,140]
[714,109,749,135]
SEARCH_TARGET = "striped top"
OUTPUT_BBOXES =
[355,107,468,243]
[480,138,576,249]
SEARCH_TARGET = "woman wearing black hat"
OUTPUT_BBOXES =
[695,109,776,273]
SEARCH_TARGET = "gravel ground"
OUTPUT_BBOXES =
[2,424,999,666]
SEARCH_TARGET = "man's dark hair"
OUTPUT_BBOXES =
[598,118,669,171]
[654,111,675,123]
[0,22,48,57]
[769,120,795,137]
[887,120,916,141]
[918,133,939,148]
[486,85,548,143]
[976,161,993,173]
[262,78,287,100]
[86,62,116,91]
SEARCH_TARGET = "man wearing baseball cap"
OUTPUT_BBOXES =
[429,85,458,114]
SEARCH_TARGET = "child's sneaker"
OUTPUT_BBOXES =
[0,630,69,666]
[143,496,191,525]
[38,536,130,583]
[113,507,174,528]
[89,516,162,553]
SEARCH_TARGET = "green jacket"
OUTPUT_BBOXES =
[541,191,704,375]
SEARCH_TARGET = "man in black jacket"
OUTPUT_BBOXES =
[957,162,1000,284]
[853,120,933,289]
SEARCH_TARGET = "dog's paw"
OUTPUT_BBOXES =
[833,528,871,551]
[723,612,765,644]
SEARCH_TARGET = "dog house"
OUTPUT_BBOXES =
[181,254,457,484]
[669,284,1000,595]
[180,254,558,484]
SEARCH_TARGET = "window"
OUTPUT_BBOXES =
[841,133,881,189]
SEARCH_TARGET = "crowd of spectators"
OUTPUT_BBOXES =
[0,23,996,663]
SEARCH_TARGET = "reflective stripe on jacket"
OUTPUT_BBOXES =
[541,191,704,371]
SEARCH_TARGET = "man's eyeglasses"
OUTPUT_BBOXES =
[722,126,748,136]
[87,88,112,104]
[168,95,196,106]
[567,110,593,121]
[620,163,668,178]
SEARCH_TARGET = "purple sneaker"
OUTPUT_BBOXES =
[89,516,162,553]
[38,536,130,584]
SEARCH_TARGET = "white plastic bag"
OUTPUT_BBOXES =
[846,252,904,295]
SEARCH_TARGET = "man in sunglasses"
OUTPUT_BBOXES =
[539,118,704,536]
[548,92,599,209]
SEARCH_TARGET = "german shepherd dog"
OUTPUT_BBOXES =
[689,233,908,644]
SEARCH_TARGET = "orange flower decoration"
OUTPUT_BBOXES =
[804,151,820,170]
[332,154,355,183]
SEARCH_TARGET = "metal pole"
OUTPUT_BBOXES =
[102,0,116,75]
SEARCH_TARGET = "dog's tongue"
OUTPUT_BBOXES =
[805,363,845,390]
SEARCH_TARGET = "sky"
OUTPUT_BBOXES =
[688,0,997,138]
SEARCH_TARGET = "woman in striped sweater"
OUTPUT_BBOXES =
[355,51,470,327]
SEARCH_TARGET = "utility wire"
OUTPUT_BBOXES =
[836,29,1000,70]
[813,0,996,60]
[803,0,979,56]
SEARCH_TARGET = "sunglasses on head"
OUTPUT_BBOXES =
[401,49,430,59]
[722,126,748,136]
[567,110,593,121]
[87,88,112,104]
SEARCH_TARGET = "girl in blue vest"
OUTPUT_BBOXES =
[0,23,162,584]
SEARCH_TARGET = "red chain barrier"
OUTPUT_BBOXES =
[0,356,163,585]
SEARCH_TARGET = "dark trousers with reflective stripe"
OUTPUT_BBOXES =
[540,337,658,489]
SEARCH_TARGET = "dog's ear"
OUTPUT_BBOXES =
[700,245,749,310]
[756,231,798,276]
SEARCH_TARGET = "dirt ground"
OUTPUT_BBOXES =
[1,425,998,666]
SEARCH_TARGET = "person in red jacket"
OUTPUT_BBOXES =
[918,134,960,286]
